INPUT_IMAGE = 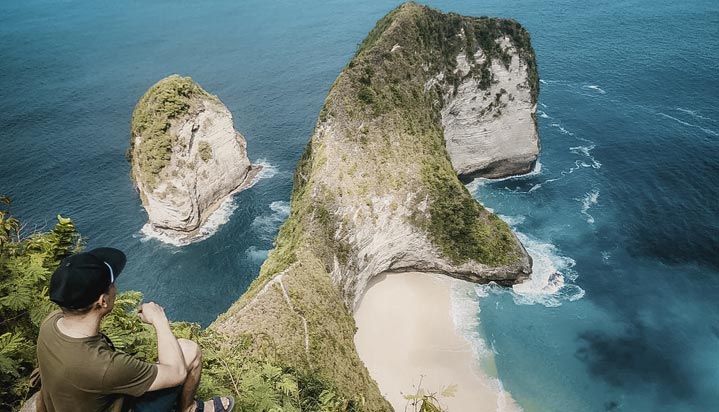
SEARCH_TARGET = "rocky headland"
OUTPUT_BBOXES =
[209,3,540,410]
[128,75,261,244]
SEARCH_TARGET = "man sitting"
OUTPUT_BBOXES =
[36,247,233,412]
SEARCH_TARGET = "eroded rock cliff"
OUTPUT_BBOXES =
[128,75,260,243]
[210,3,539,411]
[439,35,540,179]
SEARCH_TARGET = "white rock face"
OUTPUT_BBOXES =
[440,36,540,179]
[332,190,532,310]
[131,98,259,244]
[313,123,532,310]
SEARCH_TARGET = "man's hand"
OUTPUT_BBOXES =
[138,302,169,327]
[140,301,188,391]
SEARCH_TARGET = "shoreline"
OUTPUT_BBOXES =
[354,271,520,412]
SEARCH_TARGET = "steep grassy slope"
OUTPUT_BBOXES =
[211,3,539,410]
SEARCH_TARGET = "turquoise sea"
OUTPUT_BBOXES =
[1,0,717,410]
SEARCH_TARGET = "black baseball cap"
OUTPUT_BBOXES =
[49,248,126,309]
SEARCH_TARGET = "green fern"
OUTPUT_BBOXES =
[0,198,360,412]
[0,199,81,410]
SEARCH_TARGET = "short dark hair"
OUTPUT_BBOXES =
[59,283,112,316]
[60,303,96,316]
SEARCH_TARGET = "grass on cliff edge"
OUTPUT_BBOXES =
[128,74,217,191]
[239,2,531,320]
[218,4,536,411]
[328,2,528,266]
[0,203,362,412]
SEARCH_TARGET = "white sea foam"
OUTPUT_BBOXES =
[476,232,583,307]
[139,195,240,246]
[512,232,582,306]
[497,214,526,226]
[538,110,551,119]
[450,282,493,359]
[465,161,543,194]
[601,250,611,264]
[137,160,273,247]
[449,282,525,412]
[578,189,600,224]
[658,113,719,137]
[138,223,185,247]
[541,79,569,85]
[582,84,606,94]
[569,145,602,169]
[539,79,547,84]
[676,107,715,123]
[527,155,597,194]
[550,122,574,136]
[255,159,279,180]
[245,246,269,264]
[251,200,290,240]
[490,377,524,412]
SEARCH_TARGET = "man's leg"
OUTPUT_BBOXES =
[177,339,232,412]
[177,338,201,412]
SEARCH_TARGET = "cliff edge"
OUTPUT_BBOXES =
[210,3,539,411]
[128,75,260,244]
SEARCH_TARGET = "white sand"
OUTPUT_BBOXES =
[354,272,520,412]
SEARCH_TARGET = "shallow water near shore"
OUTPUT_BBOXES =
[2,0,718,410]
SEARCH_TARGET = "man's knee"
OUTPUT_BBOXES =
[178,338,201,370]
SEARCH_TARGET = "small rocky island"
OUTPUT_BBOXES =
[209,3,540,410]
[128,75,261,243]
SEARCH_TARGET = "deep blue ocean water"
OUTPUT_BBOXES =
[1,0,717,411]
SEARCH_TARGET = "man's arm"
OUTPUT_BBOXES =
[138,302,188,391]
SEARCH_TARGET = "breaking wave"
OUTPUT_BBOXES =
[245,245,269,264]
[138,195,240,247]
[465,161,543,194]
[251,200,290,241]
[449,281,525,412]
[137,161,278,247]
[476,231,584,307]
[255,159,279,180]
[578,189,600,224]
[569,145,602,169]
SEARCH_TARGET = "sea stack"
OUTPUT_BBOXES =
[128,75,260,243]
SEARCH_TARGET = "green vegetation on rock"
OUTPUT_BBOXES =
[422,161,518,265]
[0,199,361,412]
[3,4,538,412]
[324,2,527,266]
[214,3,535,412]
[128,75,217,190]
[198,141,213,162]
[0,197,81,411]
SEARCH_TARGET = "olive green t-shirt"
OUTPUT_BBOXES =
[36,310,158,412]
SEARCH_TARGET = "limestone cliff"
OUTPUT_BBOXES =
[210,3,539,411]
[128,75,260,243]
[439,35,540,179]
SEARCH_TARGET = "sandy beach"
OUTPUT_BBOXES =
[354,272,519,412]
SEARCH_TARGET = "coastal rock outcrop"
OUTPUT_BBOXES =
[439,35,540,179]
[211,3,539,411]
[128,75,260,243]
